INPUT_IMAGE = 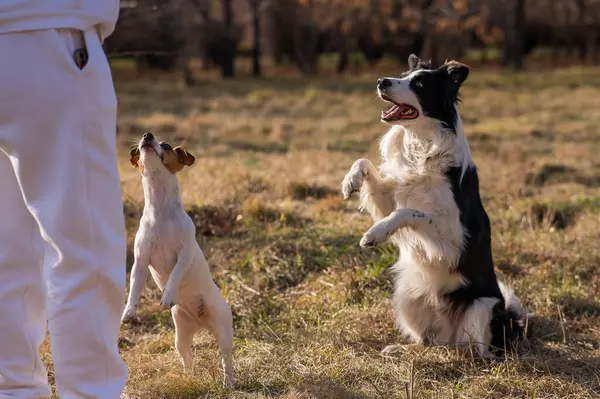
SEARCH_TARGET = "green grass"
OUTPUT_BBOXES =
[48,63,600,398]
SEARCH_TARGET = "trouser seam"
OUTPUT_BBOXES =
[27,215,42,383]
[76,71,112,392]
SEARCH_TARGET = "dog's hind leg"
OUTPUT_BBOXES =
[381,314,430,356]
[172,305,197,373]
[206,298,235,389]
[455,297,500,359]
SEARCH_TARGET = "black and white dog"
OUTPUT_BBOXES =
[342,55,528,358]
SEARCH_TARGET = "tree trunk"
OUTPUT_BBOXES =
[182,55,195,87]
[549,0,559,65]
[251,1,262,77]
[502,0,525,69]
[222,0,233,27]
[575,0,588,62]
[391,0,403,18]
[190,0,210,21]
[180,0,198,87]
[337,45,349,74]
[589,31,598,64]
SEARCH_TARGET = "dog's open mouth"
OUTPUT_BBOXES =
[140,143,164,160]
[141,143,157,153]
[380,94,418,121]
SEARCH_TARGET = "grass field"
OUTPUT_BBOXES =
[47,63,600,398]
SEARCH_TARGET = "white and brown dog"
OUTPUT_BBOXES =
[122,132,234,387]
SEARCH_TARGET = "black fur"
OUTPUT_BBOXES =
[444,165,525,355]
[403,54,526,355]
[375,54,527,356]
[401,55,469,133]
[489,302,526,355]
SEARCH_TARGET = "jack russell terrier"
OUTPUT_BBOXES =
[122,132,234,387]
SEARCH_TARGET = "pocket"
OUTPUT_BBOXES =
[55,28,93,75]
[53,28,117,111]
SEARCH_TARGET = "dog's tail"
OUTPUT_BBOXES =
[498,282,531,338]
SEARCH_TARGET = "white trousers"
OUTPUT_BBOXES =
[0,28,127,399]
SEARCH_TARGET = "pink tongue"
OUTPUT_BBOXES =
[385,104,412,120]
[382,104,399,119]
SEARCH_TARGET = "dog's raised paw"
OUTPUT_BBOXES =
[360,222,391,247]
[160,289,178,309]
[341,170,363,199]
[359,235,376,248]
[360,230,385,248]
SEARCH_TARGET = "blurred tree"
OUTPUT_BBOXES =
[501,0,525,69]
[104,0,600,81]
[248,0,263,77]
[263,0,319,74]
[222,0,233,27]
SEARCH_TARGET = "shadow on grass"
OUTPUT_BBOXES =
[235,376,379,399]
[516,343,600,396]
[525,163,600,188]
[301,378,379,399]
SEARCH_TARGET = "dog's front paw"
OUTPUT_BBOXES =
[121,305,137,323]
[342,170,363,199]
[341,159,368,199]
[360,225,388,248]
[160,288,178,309]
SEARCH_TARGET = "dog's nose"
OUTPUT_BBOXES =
[377,78,392,89]
[143,132,154,140]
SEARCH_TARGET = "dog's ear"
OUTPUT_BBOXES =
[446,61,470,87]
[129,148,140,168]
[408,54,420,71]
[408,54,432,71]
[175,146,195,166]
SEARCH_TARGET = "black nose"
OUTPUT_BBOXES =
[377,78,392,89]
[143,132,154,140]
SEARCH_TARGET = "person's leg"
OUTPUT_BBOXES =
[0,153,50,399]
[0,28,128,399]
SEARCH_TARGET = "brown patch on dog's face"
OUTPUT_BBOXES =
[160,143,195,174]
[130,148,140,166]
[130,148,143,172]
[130,135,195,174]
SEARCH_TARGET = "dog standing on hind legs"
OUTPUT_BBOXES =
[342,54,529,359]
[122,132,234,387]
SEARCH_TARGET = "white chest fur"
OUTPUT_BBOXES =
[380,126,466,269]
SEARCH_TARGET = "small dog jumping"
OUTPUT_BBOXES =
[342,55,528,358]
[123,133,234,387]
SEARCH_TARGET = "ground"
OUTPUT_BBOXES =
[44,62,600,398]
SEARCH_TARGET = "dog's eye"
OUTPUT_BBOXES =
[160,143,172,151]
[414,80,424,88]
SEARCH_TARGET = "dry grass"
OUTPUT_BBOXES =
[48,64,600,398]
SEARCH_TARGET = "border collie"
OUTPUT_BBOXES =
[341,54,528,358]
